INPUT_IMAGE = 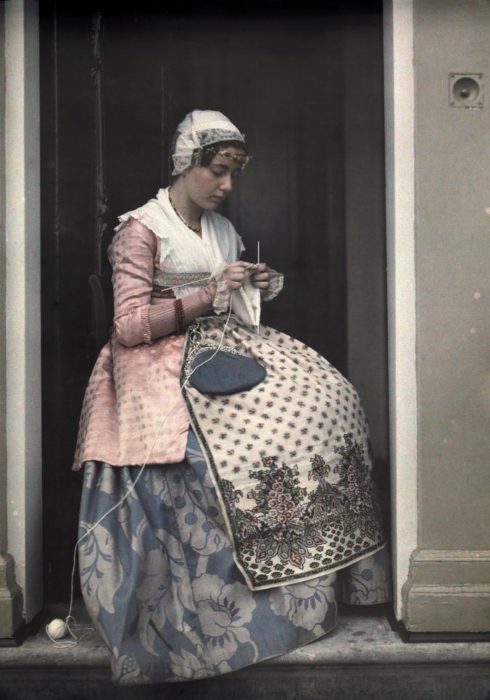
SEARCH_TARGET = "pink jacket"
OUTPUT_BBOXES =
[72,219,215,470]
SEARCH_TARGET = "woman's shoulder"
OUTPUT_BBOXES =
[114,192,168,239]
[113,216,157,242]
[109,217,158,260]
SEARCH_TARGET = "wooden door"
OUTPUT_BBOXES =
[40,0,386,601]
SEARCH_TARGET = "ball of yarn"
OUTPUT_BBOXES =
[46,618,67,640]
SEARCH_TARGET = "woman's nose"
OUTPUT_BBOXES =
[219,173,233,192]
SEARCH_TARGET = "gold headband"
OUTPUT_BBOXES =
[215,148,251,170]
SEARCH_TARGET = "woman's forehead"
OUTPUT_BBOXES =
[211,147,247,168]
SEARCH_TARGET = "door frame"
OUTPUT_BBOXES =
[3,0,416,622]
[4,0,43,622]
[383,0,417,619]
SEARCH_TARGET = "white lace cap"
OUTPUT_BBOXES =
[171,109,245,175]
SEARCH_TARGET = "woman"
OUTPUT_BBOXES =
[74,109,391,685]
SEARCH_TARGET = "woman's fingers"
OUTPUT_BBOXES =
[228,271,247,283]
[224,262,248,290]
[251,271,270,281]
[250,267,271,289]
[223,261,271,290]
[228,261,250,272]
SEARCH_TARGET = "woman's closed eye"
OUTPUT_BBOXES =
[209,166,242,179]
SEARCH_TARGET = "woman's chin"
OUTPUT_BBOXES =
[205,197,226,209]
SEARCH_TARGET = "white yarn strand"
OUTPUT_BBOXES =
[50,291,234,648]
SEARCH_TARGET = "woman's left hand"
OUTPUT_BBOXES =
[249,263,271,291]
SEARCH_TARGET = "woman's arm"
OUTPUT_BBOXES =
[148,283,216,340]
[110,219,216,347]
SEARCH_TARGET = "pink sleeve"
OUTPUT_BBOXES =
[110,219,216,347]
[148,284,216,339]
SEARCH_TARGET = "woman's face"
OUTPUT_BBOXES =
[181,147,246,210]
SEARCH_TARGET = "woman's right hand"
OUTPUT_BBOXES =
[222,261,252,290]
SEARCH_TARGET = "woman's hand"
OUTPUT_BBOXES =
[249,263,271,291]
[222,261,252,290]
[222,261,271,292]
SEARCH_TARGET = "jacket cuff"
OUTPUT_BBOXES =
[261,270,284,301]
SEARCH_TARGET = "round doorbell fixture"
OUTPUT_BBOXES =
[449,73,483,108]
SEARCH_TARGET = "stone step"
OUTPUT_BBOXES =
[1,603,490,700]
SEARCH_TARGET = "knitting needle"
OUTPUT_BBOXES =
[256,241,261,336]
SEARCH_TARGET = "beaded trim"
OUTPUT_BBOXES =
[168,190,202,234]
[174,298,185,333]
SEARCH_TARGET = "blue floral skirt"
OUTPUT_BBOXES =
[79,430,391,685]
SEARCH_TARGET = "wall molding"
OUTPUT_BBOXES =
[0,554,23,641]
[403,549,490,632]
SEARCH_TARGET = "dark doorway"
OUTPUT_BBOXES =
[40,0,387,602]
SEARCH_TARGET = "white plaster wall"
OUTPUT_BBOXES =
[413,0,490,550]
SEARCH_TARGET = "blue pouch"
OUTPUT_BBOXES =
[188,348,266,395]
